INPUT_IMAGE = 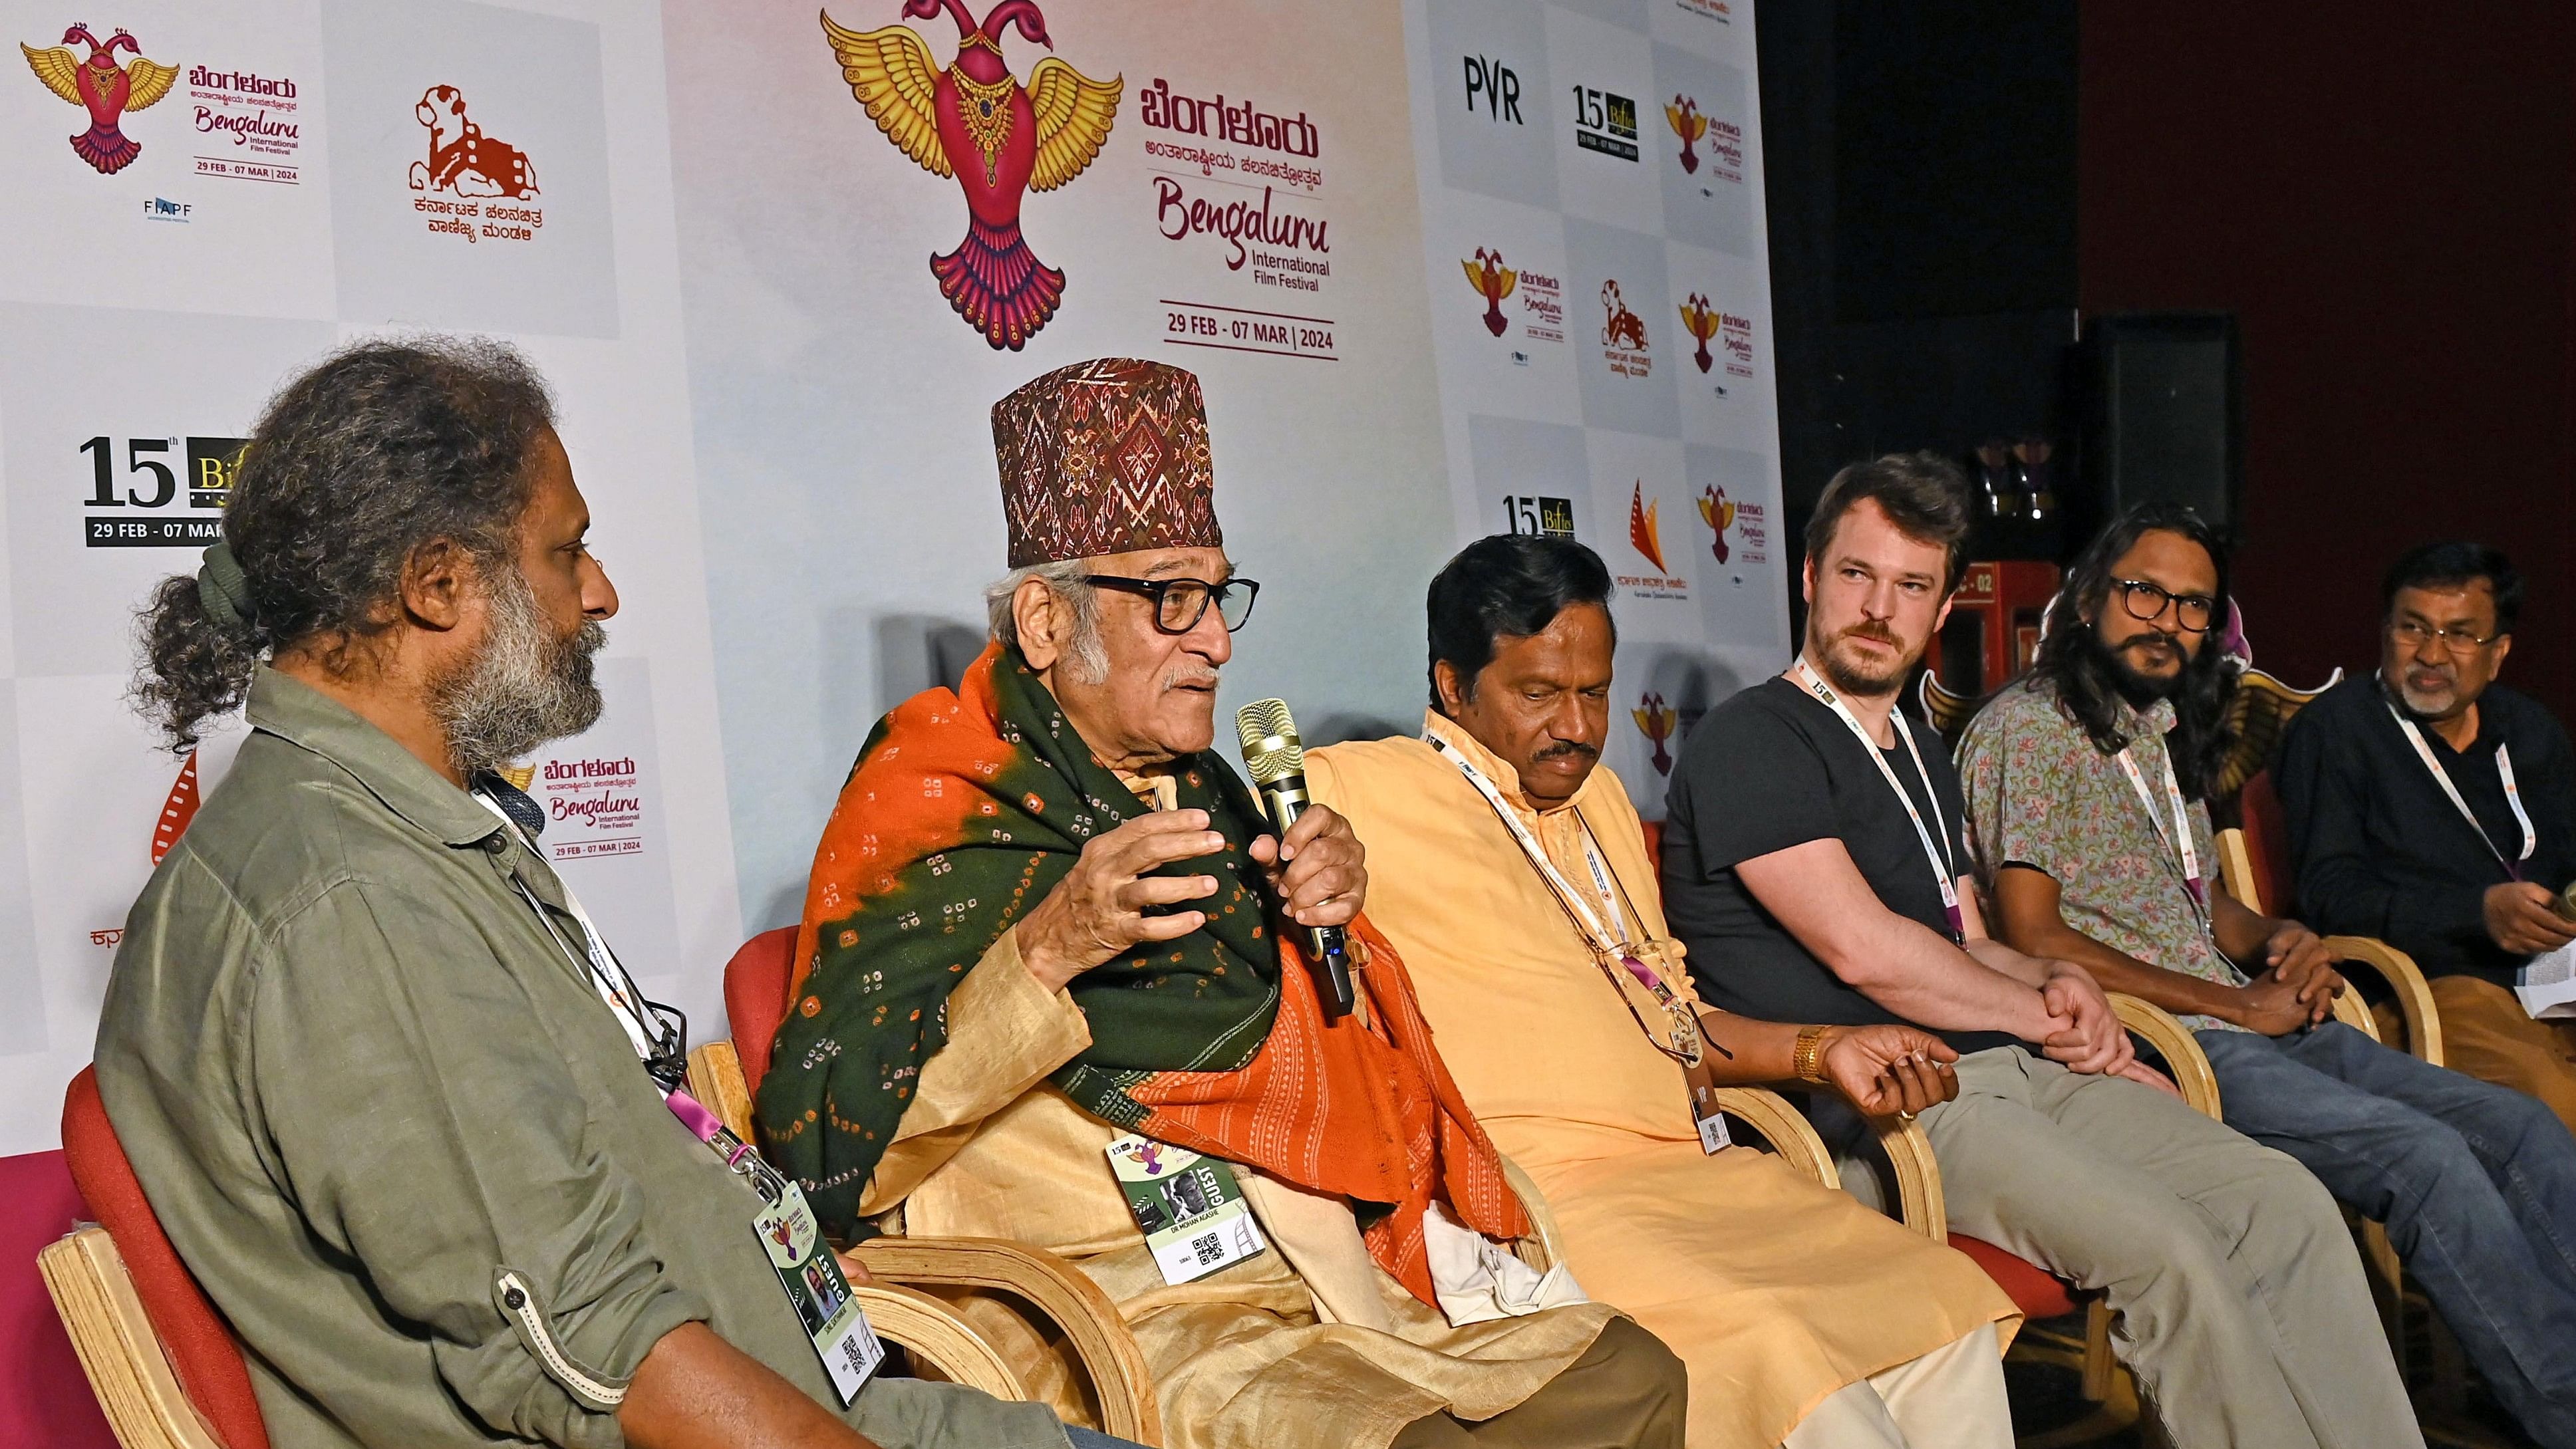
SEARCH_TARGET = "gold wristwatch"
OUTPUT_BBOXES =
[1792,1025,1833,1085]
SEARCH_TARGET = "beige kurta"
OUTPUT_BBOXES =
[859,922,1620,1449]
[1307,715,2019,1449]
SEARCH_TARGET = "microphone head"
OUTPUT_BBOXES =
[1236,698,1304,785]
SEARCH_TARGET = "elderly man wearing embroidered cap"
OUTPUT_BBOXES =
[100,338,1135,1449]
[762,358,1685,1449]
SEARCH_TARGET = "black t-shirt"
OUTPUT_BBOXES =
[1661,675,2019,1055]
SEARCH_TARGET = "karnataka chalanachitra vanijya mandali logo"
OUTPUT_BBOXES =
[823,0,1121,351]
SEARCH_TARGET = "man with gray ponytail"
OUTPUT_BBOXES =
[98,338,1129,1449]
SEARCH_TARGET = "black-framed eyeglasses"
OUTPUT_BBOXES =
[2111,577,2216,634]
[2388,618,2504,654]
[1083,575,1262,634]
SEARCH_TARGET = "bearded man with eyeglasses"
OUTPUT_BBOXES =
[2282,543,2576,1140]
[1963,511,2576,1449]
[765,358,1689,1449]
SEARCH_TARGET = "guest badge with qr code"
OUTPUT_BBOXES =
[1105,1132,1268,1285]
[752,1180,884,1404]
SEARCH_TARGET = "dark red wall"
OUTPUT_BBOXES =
[2078,7,2576,716]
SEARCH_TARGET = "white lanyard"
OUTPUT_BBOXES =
[475,794,672,1067]
[1423,730,1703,1065]
[2385,702,2535,879]
[2114,743,2208,916]
[1787,660,1964,942]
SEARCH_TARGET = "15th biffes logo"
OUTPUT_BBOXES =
[1463,247,1516,336]
[823,1,1121,351]
[21,25,176,175]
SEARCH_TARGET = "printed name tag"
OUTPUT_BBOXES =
[1106,1133,1268,1285]
[1691,1086,1731,1155]
[753,1180,884,1404]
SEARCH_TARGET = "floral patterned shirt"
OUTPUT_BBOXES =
[1957,680,2249,1033]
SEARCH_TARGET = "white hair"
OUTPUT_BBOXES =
[984,560,1108,684]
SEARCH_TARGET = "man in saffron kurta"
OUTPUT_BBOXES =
[761,359,1685,1449]
[1308,535,2019,1449]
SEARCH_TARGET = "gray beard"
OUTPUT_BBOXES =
[433,567,606,777]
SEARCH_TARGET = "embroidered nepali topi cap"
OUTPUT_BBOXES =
[992,357,1222,568]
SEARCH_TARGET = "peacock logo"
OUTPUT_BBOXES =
[1697,485,1736,564]
[1463,247,1516,337]
[20,24,176,176]
[823,2,1121,351]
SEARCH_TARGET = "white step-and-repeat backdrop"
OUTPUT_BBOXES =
[0,0,1781,1156]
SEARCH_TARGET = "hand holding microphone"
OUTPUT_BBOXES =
[1238,700,1368,1017]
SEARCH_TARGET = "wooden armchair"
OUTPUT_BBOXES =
[690,928,1161,1446]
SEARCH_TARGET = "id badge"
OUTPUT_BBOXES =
[753,1180,884,1404]
[1105,1133,1267,1285]
[1691,1085,1730,1155]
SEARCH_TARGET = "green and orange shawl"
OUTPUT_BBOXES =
[759,644,1525,1306]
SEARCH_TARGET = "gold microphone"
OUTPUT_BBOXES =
[1236,699,1356,1017]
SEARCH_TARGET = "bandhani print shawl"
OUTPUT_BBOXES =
[758,643,1527,1305]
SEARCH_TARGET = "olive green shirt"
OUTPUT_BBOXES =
[96,668,1069,1449]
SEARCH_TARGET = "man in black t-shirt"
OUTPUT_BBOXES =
[1661,455,2414,1449]
[2279,541,2576,1136]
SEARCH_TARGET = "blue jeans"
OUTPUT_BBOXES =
[1064,1429,1151,1449]
[2196,1021,2576,1448]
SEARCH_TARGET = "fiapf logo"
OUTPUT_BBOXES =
[823,1,1121,352]
[1463,247,1516,336]
[21,25,177,176]
[1632,692,1679,775]
[1627,480,1666,573]
[1665,95,1707,174]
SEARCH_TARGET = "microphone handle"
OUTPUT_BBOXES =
[1259,778,1356,1018]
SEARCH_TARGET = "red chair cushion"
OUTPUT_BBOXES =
[724,926,799,1097]
[1949,1234,2081,1320]
[60,1066,271,1449]
[2239,769,2292,916]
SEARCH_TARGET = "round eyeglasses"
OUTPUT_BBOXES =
[1081,575,1262,634]
[2110,577,2216,634]
[2388,618,2503,655]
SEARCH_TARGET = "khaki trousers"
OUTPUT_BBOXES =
[1390,1316,1686,1449]
[1781,1323,2009,1449]
[2421,974,2576,1139]
[1920,1049,2420,1449]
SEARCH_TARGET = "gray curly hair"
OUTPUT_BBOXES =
[134,337,555,750]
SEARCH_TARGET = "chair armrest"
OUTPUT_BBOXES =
[855,1236,1161,1446]
[849,1281,1028,1400]
[684,1041,756,1142]
[2323,936,2446,1067]
[39,1226,226,1449]
[2108,994,2223,1120]
[1872,1117,1949,1245]
[1707,1086,1834,1187]
[2327,988,2381,1043]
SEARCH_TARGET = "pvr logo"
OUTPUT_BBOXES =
[80,434,243,547]
[1462,54,1520,123]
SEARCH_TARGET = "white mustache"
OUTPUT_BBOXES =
[1163,665,1221,690]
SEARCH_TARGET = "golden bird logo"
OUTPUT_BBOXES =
[1628,481,1667,575]
[21,24,176,176]
[1462,246,1518,337]
[1697,485,1737,565]
[822,1,1120,350]
[1678,292,1719,374]
[1665,95,1707,174]
[1632,692,1679,775]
